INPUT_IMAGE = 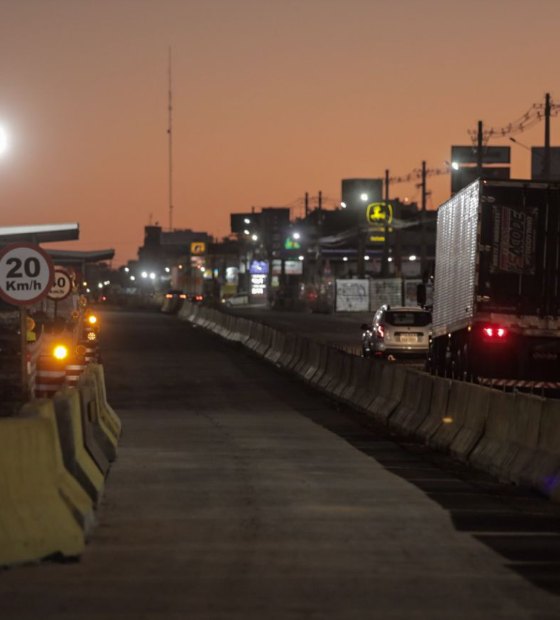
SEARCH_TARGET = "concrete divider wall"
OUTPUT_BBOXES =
[176,306,560,504]
[0,362,120,568]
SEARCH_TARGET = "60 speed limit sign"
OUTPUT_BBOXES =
[48,269,73,301]
[0,243,55,306]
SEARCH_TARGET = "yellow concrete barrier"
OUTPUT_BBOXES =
[53,387,105,504]
[20,399,96,535]
[85,364,121,442]
[0,417,85,567]
[77,373,117,461]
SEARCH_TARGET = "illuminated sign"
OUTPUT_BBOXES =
[366,202,393,225]
[285,238,301,250]
[191,242,206,255]
[250,260,269,275]
[250,274,267,296]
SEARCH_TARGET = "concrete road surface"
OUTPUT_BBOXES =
[1,309,560,619]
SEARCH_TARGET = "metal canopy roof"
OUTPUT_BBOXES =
[46,248,115,263]
[0,223,79,245]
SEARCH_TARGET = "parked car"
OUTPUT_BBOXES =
[361,305,431,360]
[222,293,249,308]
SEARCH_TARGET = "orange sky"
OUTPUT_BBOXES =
[1,0,559,265]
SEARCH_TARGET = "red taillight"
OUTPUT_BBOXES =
[166,294,173,299]
[376,325,385,339]
[195,295,203,301]
[483,325,507,339]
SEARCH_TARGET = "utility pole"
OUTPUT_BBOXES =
[381,169,390,278]
[420,160,427,276]
[168,47,174,231]
[305,192,309,217]
[544,92,551,179]
[318,191,322,211]
[317,191,323,282]
[476,120,483,178]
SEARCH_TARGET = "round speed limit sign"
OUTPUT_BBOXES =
[48,269,73,301]
[0,243,55,306]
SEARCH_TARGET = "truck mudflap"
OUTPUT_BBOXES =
[477,377,560,389]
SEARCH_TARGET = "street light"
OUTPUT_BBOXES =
[360,193,368,201]
[251,234,258,241]
[451,162,460,171]
[340,202,347,209]
[0,126,8,155]
[149,272,156,280]
[141,271,148,278]
[292,232,301,240]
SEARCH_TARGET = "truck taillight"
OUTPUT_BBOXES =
[483,326,508,340]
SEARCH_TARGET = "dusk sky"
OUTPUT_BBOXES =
[1,0,559,264]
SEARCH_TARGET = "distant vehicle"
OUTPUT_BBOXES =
[361,306,431,359]
[430,178,560,386]
[186,294,204,303]
[161,290,187,314]
[223,293,249,308]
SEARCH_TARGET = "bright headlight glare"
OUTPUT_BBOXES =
[88,315,97,325]
[87,332,97,342]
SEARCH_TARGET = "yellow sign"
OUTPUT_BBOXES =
[191,242,206,255]
[366,202,393,225]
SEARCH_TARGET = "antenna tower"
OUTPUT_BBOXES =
[168,47,173,231]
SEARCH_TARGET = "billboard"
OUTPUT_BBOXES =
[451,145,510,165]
[531,147,560,180]
[335,279,369,312]
[230,213,261,234]
[249,260,268,275]
[341,178,383,212]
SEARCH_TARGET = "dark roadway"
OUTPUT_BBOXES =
[1,309,560,619]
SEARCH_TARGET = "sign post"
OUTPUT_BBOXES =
[0,243,55,400]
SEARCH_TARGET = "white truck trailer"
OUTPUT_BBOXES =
[430,178,560,388]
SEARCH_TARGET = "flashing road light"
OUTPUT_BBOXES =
[88,315,97,325]
[87,331,97,342]
[141,271,148,278]
[360,193,368,201]
[53,345,68,360]
[451,162,460,170]
[340,202,347,209]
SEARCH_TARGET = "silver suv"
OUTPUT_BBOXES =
[361,306,431,360]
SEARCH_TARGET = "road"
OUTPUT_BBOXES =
[1,309,560,619]
[225,305,372,352]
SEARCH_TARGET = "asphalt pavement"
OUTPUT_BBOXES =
[1,309,560,619]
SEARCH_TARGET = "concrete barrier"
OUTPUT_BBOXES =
[366,364,407,423]
[414,376,452,442]
[469,390,543,484]
[389,371,434,437]
[310,344,330,386]
[429,381,491,460]
[277,332,297,368]
[254,326,274,357]
[20,400,96,535]
[53,388,105,504]
[351,360,382,412]
[77,374,117,463]
[85,364,121,442]
[265,330,285,364]
[0,417,85,567]
[331,351,354,399]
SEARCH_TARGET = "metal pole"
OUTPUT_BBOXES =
[381,170,390,277]
[477,121,483,177]
[305,192,309,217]
[420,160,427,276]
[168,47,174,231]
[544,92,551,179]
[20,307,28,401]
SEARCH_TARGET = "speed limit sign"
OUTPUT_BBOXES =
[48,269,73,301]
[0,243,55,306]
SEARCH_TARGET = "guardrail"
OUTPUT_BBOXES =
[178,300,560,504]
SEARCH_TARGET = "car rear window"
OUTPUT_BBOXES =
[385,311,431,327]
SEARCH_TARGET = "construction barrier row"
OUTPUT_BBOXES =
[178,301,560,503]
[0,364,121,568]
